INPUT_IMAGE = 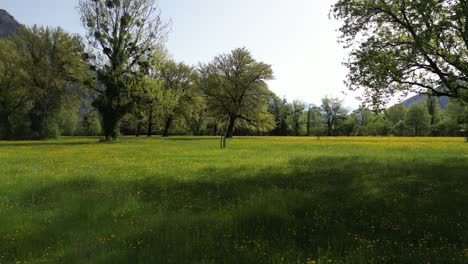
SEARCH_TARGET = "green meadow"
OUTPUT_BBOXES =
[1,137,467,263]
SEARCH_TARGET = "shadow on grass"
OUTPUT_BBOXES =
[161,137,220,141]
[162,136,262,141]
[0,141,101,148]
[2,157,468,263]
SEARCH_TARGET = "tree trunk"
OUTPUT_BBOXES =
[327,122,332,136]
[102,111,120,141]
[306,109,311,136]
[136,122,141,137]
[213,123,218,136]
[1,113,14,140]
[147,105,153,137]
[162,116,173,137]
[225,116,236,138]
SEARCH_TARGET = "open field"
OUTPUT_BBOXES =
[1,137,468,263]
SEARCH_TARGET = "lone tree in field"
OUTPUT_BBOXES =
[78,0,170,141]
[331,0,468,108]
[197,48,274,138]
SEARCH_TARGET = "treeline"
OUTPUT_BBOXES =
[0,23,275,140]
[0,26,88,139]
[1,26,467,140]
[267,97,468,137]
[1,0,467,140]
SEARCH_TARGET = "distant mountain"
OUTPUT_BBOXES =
[0,9,20,38]
[402,94,449,110]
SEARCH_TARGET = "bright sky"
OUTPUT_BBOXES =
[2,0,360,108]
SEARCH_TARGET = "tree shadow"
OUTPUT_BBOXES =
[161,137,219,141]
[2,157,467,263]
[0,141,100,148]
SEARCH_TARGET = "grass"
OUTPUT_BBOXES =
[0,136,467,263]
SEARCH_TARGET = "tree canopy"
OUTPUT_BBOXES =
[78,0,171,140]
[0,26,88,139]
[332,0,468,109]
[197,48,274,138]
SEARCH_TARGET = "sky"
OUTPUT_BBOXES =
[1,0,360,108]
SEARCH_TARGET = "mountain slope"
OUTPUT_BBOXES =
[402,94,449,110]
[0,9,20,38]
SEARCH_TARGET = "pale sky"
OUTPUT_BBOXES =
[1,0,360,108]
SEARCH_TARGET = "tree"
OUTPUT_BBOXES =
[443,99,468,139]
[385,104,408,136]
[80,111,102,136]
[306,105,312,136]
[158,60,194,137]
[426,95,443,135]
[21,26,87,139]
[0,39,30,139]
[268,95,290,136]
[310,106,325,139]
[131,76,162,137]
[288,100,306,136]
[351,106,373,135]
[78,0,170,141]
[130,48,167,137]
[0,26,88,139]
[197,48,274,138]
[332,0,468,109]
[320,97,347,136]
[367,114,392,136]
[406,102,431,136]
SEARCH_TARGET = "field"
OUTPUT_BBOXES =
[1,136,467,263]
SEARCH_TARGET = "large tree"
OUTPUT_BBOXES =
[158,60,194,137]
[78,0,170,140]
[197,48,274,138]
[332,0,468,108]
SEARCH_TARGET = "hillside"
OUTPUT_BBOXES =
[0,9,20,38]
[402,94,449,109]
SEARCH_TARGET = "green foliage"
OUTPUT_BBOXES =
[197,48,275,138]
[320,97,348,136]
[78,0,171,141]
[0,137,467,263]
[441,99,468,138]
[0,38,31,139]
[332,0,468,108]
[21,26,87,139]
[0,26,88,140]
[157,60,195,137]
[385,104,408,136]
[80,111,103,136]
[268,95,290,136]
[406,102,431,136]
[287,100,306,136]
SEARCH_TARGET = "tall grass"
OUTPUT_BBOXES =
[0,137,467,263]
